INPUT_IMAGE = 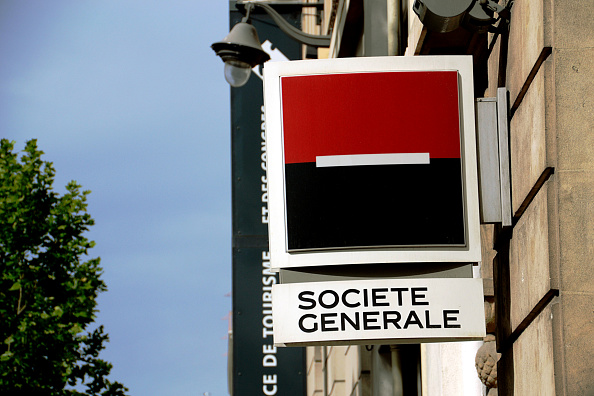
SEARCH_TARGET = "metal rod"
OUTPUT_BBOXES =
[240,1,331,47]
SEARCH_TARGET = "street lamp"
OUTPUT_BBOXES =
[211,1,331,87]
[211,4,270,87]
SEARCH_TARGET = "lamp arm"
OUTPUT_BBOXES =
[241,1,331,47]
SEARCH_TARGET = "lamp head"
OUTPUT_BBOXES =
[211,22,271,87]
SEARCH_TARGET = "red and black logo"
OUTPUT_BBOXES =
[281,71,465,251]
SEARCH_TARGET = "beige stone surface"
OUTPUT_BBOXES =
[509,187,551,328]
[509,71,547,212]
[547,6,594,392]
[328,380,346,396]
[307,346,324,396]
[322,0,333,34]
[558,292,594,395]
[552,0,594,49]
[557,170,594,294]
[307,345,368,396]
[543,50,560,291]
[513,304,556,395]
[543,0,553,46]
[554,48,594,172]
[546,172,561,290]
[507,0,545,102]
[480,224,495,281]
[326,346,347,396]
[405,0,424,57]
[343,346,360,396]
[485,32,500,98]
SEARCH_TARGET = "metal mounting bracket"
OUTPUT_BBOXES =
[475,87,512,227]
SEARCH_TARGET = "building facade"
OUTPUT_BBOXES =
[224,0,593,394]
[296,0,594,395]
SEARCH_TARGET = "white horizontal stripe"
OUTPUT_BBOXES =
[316,153,430,167]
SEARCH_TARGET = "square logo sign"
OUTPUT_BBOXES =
[282,70,463,251]
[264,56,481,269]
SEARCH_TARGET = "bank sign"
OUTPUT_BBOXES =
[272,278,486,346]
[264,56,481,269]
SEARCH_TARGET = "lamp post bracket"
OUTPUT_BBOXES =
[237,1,331,47]
[236,1,325,10]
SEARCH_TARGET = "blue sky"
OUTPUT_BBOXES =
[1,1,232,395]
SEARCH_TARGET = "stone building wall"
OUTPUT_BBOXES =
[304,0,594,394]
[489,0,594,394]
[306,346,368,396]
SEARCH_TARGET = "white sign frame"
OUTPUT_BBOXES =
[264,56,481,270]
[272,278,486,346]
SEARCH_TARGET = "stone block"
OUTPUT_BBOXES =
[480,224,495,281]
[558,292,594,395]
[557,170,594,293]
[406,0,424,56]
[509,71,547,212]
[545,172,561,290]
[328,380,346,396]
[307,346,318,374]
[343,346,361,396]
[507,0,545,102]
[485,32,500,98]
[513,304,555,396]
[509,186,551,329]
[307,346,324,396]
[326,346,347,388]
[554,48,594,172]
[552,0,594,49]
[423,342,484,395]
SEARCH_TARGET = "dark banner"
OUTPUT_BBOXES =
[230,3,306,395]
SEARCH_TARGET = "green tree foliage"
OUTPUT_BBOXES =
[0,140,128,395]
